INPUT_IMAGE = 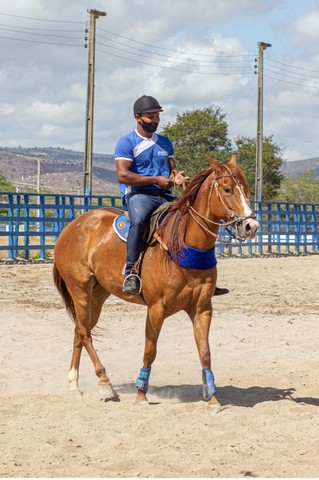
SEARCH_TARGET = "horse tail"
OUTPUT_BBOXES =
[53,263,76,323]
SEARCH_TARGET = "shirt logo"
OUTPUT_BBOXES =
[157,150,168,156]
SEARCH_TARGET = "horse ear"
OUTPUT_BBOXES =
[229,154,237,165]
[208,156,219,169]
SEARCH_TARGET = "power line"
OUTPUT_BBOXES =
[0,26,83,40]
[266,57,319,75]
[264,66,319,85]
[264,73,319,89]
[96,39,254,71]
[0,35,83,47]
[97,27,319,87]
[96,33,253,67]
[0,11,85,24]
[265,62,319,81]
[0,10,318,90]
[97,26,255,58]
[0,22,84,32]
[96,47,254,75]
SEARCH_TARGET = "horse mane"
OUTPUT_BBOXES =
[157,159,249,260]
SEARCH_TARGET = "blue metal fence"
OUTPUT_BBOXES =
[0,192,318,260]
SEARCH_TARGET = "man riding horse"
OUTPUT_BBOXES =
[114,95,228,296]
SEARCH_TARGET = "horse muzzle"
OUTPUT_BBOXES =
[237,217,260,240]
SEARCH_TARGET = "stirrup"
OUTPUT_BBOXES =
[122,273,142,295]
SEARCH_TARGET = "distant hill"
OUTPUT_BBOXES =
[280,156,319,178]
[0,146,118,195]
[1,146,318,195]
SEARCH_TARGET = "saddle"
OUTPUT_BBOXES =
[113,202,218,278]
[113,202,170,249]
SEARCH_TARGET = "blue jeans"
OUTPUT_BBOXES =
[124,189,176,276]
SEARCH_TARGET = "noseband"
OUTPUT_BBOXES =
[188,165,256,245]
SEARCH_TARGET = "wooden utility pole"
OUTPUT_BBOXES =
[255,41,271,202]
[37,157,41,227]
[83,9,106,196]
[37,158,41,193]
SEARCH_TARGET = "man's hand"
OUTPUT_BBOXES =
[156,176,174,189]
[172,170,191,186]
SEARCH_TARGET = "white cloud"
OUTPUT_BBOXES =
[294,10,319,42]
[0,0,318,162]
[0,104,15,115]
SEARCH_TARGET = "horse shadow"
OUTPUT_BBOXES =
[115,383,319,408]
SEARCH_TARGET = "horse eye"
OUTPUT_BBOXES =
[224,187,232,194]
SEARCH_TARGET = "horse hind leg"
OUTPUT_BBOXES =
[68,282,118,401]
[68,323,114,400]
[90,283,119,402]
[68,325,83,396]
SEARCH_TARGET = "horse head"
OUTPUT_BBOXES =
[158,155,259,258]
[208,155,259,241]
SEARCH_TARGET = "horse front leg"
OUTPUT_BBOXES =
[189,302,222,414]
[135,306,165,405]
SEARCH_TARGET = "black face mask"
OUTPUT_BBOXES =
[141,121,158,133]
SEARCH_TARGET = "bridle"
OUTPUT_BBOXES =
[188,165,256,245]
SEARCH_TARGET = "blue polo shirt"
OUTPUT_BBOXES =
[114,129,174,201]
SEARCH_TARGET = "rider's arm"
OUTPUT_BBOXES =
[116,159,173,189]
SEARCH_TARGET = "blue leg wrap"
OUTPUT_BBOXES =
[202,368,217,401]
[135,367,151,393]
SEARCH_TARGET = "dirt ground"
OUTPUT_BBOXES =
[0,255,318,478]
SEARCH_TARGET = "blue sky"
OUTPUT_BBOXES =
[0,0,319,162]
[220,1,316,51]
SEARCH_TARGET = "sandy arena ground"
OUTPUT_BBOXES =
[0,255,318,478]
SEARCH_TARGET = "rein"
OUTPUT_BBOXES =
[188,166,255,246]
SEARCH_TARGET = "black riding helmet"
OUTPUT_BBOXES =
[133,95,163,116]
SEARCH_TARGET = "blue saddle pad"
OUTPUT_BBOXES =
[113,214,130,242]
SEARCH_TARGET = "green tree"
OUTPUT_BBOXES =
[277,170,319,203]
[161,105,232,177]
[234,135,284,201]
[161,106,284,200]
[0,172,15,192]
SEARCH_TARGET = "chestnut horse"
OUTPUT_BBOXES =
[53,156,259,413]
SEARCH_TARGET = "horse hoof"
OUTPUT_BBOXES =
[207,403,229,414]
[134,398,149,407]
[99,384,119,402]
